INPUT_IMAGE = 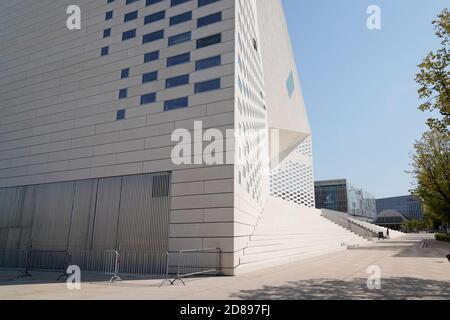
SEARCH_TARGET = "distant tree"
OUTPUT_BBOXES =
[415,9,450,133]
[410,129,450,224]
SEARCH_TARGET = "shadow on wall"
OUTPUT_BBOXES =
[230,277,450,300]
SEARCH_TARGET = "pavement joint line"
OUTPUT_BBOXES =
[340,241,411,282]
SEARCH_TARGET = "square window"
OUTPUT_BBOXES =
[101,46,109,56]
[116,109,126,120]
[121,68,130,79]
[103,28,111,38]
[119,89,128,99]
[105,11,113,20]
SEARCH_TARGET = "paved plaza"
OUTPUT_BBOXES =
[0,234,448,300]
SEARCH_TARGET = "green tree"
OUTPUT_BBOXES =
[410,129,450,224]
[415,9,450,133]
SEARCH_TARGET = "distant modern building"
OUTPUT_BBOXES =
[314,179,377,220]
[373,210,408,230]
[376,195,424,221]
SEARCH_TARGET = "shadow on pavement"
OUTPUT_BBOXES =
[0,270,165,287]
[230,277,450,300]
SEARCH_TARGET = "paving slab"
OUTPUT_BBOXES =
[0,234,448,300]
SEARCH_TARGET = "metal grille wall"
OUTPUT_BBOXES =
[0,172,171,273]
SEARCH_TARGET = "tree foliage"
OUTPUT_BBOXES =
[415,9,450,133]
[410,130,450,223]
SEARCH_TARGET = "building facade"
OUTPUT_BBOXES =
[315,179,377,220]
[376,195,424,221]
[0,0,317,275]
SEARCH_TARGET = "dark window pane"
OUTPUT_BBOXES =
[119,89,128,99]
[121,68,130,79]
[196,55,221,70]
[171,0,190,6]
[142,71,158,83]
[144,51,160,63]
[198,0,220,7]
[143,30,164,44]
[170,11,192,26]
[168,32,191,46]
[164,97,188,111]
[195,79,220,93]
[124,10,138,22]
[103,28,111,38]
[197,12,221,27]
[116,109,126,120]
[166,74,189,88]
[144,10,165,24]
[167,52,190,67]
[122,29,136,41]
[196,33,221,48]
[141,92,156,104]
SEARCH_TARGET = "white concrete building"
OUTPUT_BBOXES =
[0,0,368,276]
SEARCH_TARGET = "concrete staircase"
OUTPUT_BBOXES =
[321,209,377,240]
[237,197,370,272]
[347,217,404,239]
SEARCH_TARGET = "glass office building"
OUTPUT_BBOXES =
[315,179,377,220]
[376,196,424,221]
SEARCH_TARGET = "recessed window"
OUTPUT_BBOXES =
[146,0,163,5]
[195,79,220,93]
[171,0,190,6]
[170,11,192,26]
[168,32,191,46]
[126,0,139,4]
[122,29,136,41]
[117,109,126,120]
[121,68,130,79]
[124,10,138,22]
[196,33,221,49]
[105,11,113,20]
[164,97,188,111]
[101,46,109,56]
[141,92,156,105]
[286,71,295,98]
[166,74,189,88]
[198,0,219,7]
[107,0,115,3]
[167,52,190,67]
[145,10,165,24]
[197,12,221,28]
[142,71,158,83]
[144,51,159,63]
[196,55,221,70]
[143,30,164,44]
[103,28,111,38]
[119,89,128,99]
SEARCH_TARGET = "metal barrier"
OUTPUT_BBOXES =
[0,249,168,282]
[0,250,72,279]
[0,248,218,284]
[162,248,222,286]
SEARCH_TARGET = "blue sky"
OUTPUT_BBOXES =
[283,0,447,198]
